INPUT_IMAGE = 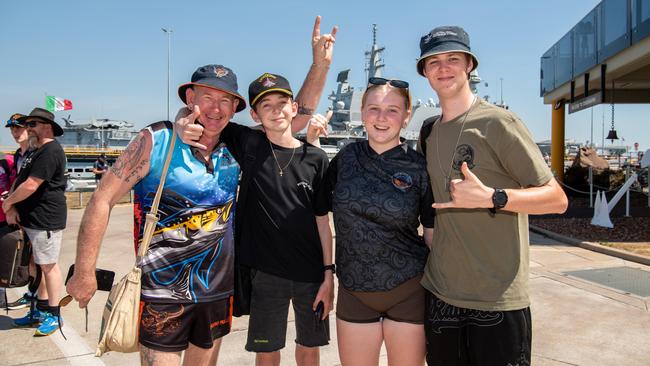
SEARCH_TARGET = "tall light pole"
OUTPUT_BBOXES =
[499,77,504,105]
[162,27,173,121]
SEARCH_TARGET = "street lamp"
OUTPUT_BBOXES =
[499,77,504,105]
[162,27,173,121]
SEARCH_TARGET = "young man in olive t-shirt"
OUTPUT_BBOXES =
[415,26,568,365]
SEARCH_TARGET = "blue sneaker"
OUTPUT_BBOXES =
[35,312,62,336]
[6,292,35,310]
[13,309,43,327]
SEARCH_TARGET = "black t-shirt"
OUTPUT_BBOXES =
[219,123,329,283]
[14,140,67,230]
[13,147,35,175]
[318,141,434,292]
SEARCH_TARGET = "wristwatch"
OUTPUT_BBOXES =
[323,264,336,274]
[492,188,508,209]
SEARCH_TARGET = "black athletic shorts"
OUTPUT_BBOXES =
[424,292,531,366]
[245,270,330,352]
[139,296,232,352]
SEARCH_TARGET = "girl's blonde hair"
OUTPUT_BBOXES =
[361,83,412,111]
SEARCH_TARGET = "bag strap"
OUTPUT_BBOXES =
[137,125,177,260]
[234,131,266,249]
[418,115,440,157]
[238,131,265,211]
[23,229,41,318]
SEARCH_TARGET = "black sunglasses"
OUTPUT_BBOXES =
[23,120,44,128]
[368,77,409,89]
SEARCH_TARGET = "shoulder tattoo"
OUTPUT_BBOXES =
[110,132,149,182]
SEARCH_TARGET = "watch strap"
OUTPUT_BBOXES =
[323,264,336,274]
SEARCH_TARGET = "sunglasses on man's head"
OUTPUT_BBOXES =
[368,77,409,89]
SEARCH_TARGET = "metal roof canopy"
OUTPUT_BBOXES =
[544,36,650,112]
[541,0,650,112]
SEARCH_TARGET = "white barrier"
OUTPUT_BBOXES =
[591,191,614,228]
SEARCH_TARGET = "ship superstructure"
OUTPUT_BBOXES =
[55,116,138,190]
[57,116,138,149]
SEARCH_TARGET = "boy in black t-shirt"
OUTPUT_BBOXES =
[177,73,334,366]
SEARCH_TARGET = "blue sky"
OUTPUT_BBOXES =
[1,0,646,152]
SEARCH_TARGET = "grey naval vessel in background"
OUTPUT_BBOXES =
[57,116,138,190]
[315,24,487,158]
[59,24,491,190]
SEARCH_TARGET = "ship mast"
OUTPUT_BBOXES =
[365,24,385,80]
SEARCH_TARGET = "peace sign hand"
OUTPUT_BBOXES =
[432,162,494,210]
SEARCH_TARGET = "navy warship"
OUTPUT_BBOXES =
[58,116,138,149]
[56,116,138,190]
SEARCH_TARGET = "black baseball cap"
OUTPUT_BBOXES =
[5,113,25,128]
[248,73,293,108]
[416,25,479,76]
[177,64,247,112]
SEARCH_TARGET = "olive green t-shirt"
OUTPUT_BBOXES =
[420,99,552,311]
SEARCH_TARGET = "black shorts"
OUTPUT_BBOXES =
[245,270,330,352]
[139,296,232,352]
[424,292,531,366]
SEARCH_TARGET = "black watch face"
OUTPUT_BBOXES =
[494,190,508,208]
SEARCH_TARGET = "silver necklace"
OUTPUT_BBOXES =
[435,96,477,192]
[268,139,297,177]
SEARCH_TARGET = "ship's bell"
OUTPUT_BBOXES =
[606,128,619,142]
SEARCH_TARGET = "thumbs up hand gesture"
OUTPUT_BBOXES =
[175,105,207,150]
[432,162,494,210]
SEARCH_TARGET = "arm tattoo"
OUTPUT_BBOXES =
[111,133,147,180]
[125,159,149,184]
[297,105,314,115]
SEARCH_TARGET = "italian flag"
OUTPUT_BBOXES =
[45,96,73,112]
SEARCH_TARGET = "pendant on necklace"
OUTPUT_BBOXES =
[279,170,283,177]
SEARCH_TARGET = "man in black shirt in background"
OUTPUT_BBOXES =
[2,107,67,336]
[92,153,108,183]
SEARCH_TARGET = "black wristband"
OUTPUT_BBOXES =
[323,264,336,274]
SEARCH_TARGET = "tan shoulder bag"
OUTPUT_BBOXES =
[96,126,177,356]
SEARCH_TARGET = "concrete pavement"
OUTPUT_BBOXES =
[0,205,648,365]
